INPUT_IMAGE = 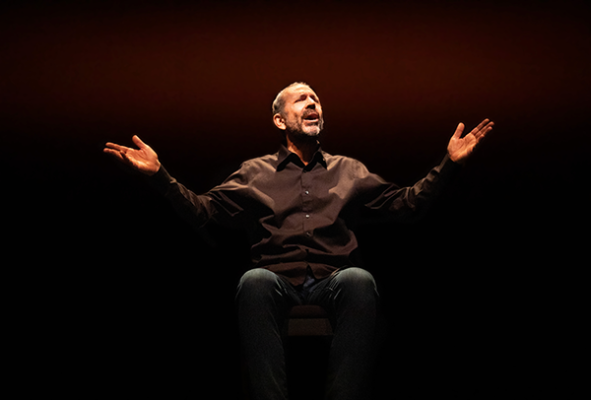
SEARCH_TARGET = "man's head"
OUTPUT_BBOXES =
[272,82,324,140]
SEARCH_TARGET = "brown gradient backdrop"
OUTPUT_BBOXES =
[3,1,589,398]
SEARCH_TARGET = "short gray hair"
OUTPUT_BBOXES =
[271,82,313,116]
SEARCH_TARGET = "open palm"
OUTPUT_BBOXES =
[103,135,161,176]
[447,119,494,163]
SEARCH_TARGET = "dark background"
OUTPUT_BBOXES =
[3,1,589,398]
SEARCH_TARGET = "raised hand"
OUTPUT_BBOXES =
[103,135,161,176]
[447,119,494,164]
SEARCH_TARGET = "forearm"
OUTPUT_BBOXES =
[149,165,214,229]
[365,154,462,222]
[403,154,461,216]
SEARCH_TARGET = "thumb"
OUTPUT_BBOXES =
[132,135,147,149]
[452,122,465,139]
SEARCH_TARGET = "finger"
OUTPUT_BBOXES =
[473,118,490,132]
[474,121,494,139]
[452,122,465,139]
[483,121,494,133]
[471,119,492,135]
[103,147,126,162]
[104,142,127,152]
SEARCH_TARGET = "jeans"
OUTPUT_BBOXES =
[236,267,379,400]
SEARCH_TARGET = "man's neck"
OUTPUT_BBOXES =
[285,134,319,166]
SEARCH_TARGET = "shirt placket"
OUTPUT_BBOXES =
[301,166,313,239]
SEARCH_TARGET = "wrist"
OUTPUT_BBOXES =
[144,160,161,176]
[448,152,466,165]
[151,161,162,176]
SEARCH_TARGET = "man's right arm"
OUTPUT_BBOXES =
[104,135,214,229]
[104,135,247,231]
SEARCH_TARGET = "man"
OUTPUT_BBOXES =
[104,82,494,399]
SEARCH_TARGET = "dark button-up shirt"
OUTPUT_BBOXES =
[151,145,460,286]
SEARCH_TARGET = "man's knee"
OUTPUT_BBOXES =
[236,268,281,301]
[333,267,379,302]
[337,267,377,290]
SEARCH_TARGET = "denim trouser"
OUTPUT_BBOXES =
[236,267,379,400]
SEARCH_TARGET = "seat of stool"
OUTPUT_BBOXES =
[284,305,333,337]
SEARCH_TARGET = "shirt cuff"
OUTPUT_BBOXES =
[147,165,175,194]
[439,153,463,178]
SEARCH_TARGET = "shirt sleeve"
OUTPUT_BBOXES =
[358,154,462,223]
[148,163,250,231]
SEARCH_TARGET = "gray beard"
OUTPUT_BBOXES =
[286,117,324,139]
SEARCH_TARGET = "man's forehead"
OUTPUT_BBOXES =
[284,84,318,98]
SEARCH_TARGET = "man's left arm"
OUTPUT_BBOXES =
[363,118,494,222]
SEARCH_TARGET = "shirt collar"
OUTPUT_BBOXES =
[276,144,327,171]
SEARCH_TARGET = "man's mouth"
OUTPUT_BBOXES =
[303,111,320,122]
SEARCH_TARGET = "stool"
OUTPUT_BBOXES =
[283,305,332,399]
[284,305,333,336]
[242,305,333,399]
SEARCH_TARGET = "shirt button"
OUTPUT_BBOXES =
[305,214,310,218]
[304,190,309,195]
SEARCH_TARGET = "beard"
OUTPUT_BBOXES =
[285,114,325,140]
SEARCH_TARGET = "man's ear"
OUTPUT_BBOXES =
[273,113,286,130]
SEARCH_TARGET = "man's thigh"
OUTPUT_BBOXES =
[307,267,379,313]
[236,268,303,312]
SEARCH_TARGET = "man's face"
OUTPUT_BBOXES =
[276,84,324,138]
